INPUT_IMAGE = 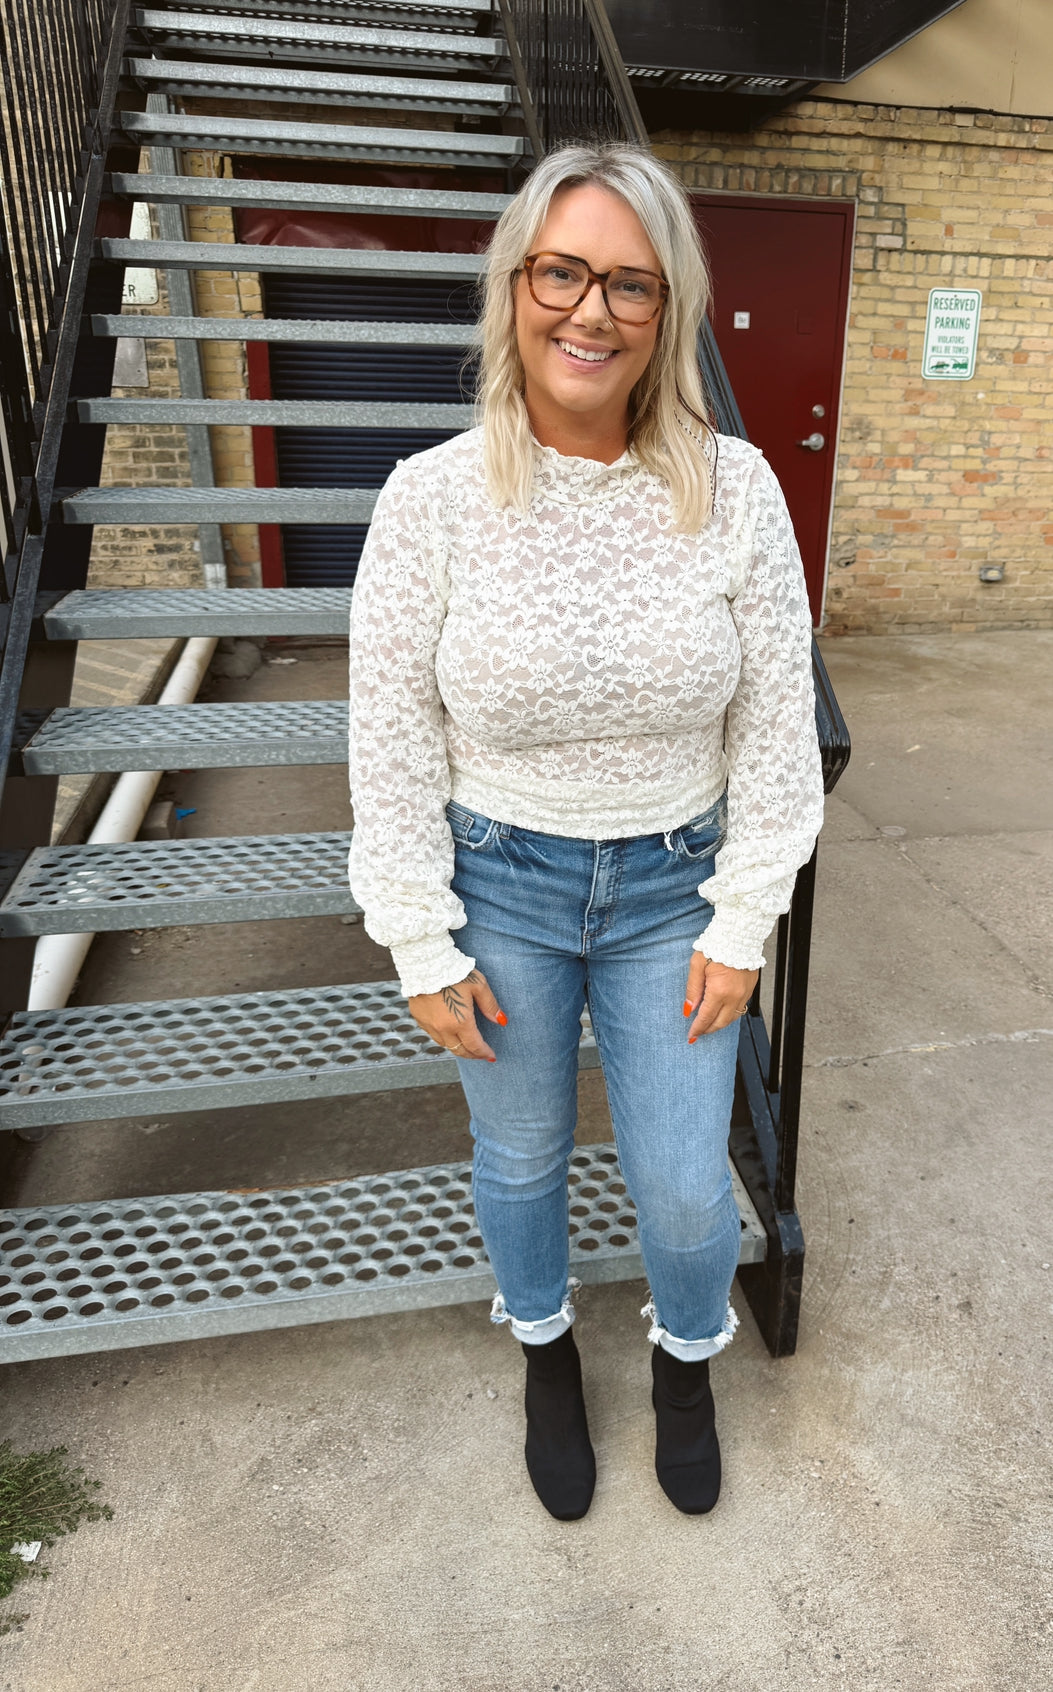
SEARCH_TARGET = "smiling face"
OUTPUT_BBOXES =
[514,182,664,460]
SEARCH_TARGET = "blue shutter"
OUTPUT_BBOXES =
[262,274,479,586]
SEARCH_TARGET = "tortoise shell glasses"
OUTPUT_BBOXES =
[521,251,670,325]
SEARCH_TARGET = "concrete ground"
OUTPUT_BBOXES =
[2,631,1051,1691]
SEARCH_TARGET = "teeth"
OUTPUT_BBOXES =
[556,340,613,363]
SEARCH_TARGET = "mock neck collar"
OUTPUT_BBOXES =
[531,438,644,506]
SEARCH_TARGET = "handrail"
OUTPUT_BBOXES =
[497,0,640,151]
[581,0,647,144]
[0,0,131,811]
[494,0,545,162]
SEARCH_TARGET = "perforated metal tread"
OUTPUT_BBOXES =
[97,239,487,280]
[106,175,512,221]
[0,830,358,936]
[19,700,348,775]
[154,0,494,22]
[59,487,380,527]
[119,111,523,167]
[0,1153,766,1361]
[0,980,599,1131]
[126,58,514,115]
[133,9,506,73]
[135,4,500,39]
[92,314,480,346]
[44,587,354,638]
[20,687,837,778]
[78,398,475,430]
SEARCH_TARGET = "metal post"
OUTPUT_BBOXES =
[774,848,817,1214]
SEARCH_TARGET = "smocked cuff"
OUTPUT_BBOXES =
[390,933,476,999]
[692,910,770,973]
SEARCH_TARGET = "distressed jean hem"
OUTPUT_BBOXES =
[641,1296,739,1363]
[490,1279,580,1346]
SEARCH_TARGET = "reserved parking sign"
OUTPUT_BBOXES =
[922,288,982,379]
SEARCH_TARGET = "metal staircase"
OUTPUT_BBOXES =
[0,0,848,1364]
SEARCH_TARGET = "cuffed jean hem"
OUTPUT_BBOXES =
[490,1279,579,1346]
[641,1296,739,1363]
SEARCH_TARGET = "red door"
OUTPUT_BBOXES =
[693,196,854,623]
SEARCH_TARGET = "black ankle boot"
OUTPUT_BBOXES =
[651,1345,721,1515]
[521,1327,596,1521]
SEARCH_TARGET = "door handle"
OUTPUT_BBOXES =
[797,432,825,451]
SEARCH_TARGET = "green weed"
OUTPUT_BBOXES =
[0,1442,113,1635]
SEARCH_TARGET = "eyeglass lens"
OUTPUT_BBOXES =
[529,253,663,321]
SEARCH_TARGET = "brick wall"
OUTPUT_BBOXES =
[87,251,200,590]
[655,100,1053,633]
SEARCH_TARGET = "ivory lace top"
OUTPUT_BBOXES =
[347,426,824,997]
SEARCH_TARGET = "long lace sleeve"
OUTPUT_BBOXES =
[347,459,476,998]
[695,451,825,970]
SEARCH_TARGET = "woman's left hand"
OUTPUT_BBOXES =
[683,952,759,1041]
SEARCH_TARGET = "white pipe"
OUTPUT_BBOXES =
[28,636,219,1010]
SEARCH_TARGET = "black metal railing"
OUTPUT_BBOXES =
[705,376,851,1351]
[0,0,130,800]
[498,0,648,151]
[498,0,851,1354]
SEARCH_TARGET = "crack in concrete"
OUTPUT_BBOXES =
[808,1027,1053,1070]
[894,837,1052,1001]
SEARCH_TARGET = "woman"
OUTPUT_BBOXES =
[348,143,824,1522]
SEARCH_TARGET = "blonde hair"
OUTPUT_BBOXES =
[478,142,714,532]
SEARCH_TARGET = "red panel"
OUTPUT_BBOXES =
[245,340,284,588]
[693,196,854,623]
[232,158,500,254]
[236,205,496,254]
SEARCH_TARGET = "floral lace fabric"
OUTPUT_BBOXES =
[348,427,824,997]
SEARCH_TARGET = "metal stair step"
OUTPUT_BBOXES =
[92,313,480,346]
[0,1154,765,1361]
[77,398,475,429]
[21,689,835,780]
[132,9,506,73]
[126,57,513,115]
[0,979,597,1131]
[0,830,358,936]
[149,0,495,24]
[58,488,380,527]
[18,700,349,776]
[118,112,524,169]
[107,173,512,221]
[43,586,355,638]
[97,238,486,280]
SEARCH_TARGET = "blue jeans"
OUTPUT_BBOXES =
[447,794,742,1364]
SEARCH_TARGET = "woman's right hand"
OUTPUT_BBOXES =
[408,968,507,1062]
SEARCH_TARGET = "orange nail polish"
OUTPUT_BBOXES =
[682,1000,694,1018]
[688,1035,697,1045]
[496,1011,508,1026]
